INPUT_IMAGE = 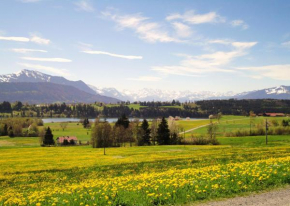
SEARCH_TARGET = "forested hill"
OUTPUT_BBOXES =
[0,82,119,104]
[196,99,290,115]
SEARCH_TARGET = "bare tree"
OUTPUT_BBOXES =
[150,119,158,145]
[207,120,219,142]
[168,117,179,135]
[217,112,222,123]
[60,122,68,131]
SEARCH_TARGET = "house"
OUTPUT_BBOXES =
[56,136,78,145]
[264,113,285,117]
[174,116,181,120]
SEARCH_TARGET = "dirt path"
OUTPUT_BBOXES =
[196,187,290,206]
[180,118,248,135]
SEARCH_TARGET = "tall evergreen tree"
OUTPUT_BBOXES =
[83,118,90,128]
[8,126,14,138]
[141,119,151,145]
[3,124,8,136]
[157,117,170,145]
[43,127,55,146]
[115,114,130,129]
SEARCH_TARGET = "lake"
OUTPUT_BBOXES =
[42,117,205,123]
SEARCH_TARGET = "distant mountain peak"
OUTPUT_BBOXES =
[0,69,96,95]
[265,85,289,95]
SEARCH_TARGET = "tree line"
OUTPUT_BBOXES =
[0,101,203,118]
[102,106,203,118]
[2,99,289,119]
[0,118,43,137]
[196,99,290,115]
[91,115,183,148]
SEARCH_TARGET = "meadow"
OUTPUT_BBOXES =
[1,115,290,205]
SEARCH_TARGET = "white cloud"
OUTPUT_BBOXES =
[103,11,182,43]
[171,22,192,38]
[21,57,72,62]
[208,39,233,45]
[282,41,290,49]
[166,10,225,24]
[11,48,47,53]
[82,50,142,60]
[231,20,249,30]
[30,35,50,45]
[237,64,290,80]
[18,63,70,77]
[0,34,50,45]
[152,41,257,77]
[75,0,94,12]
[208,39,257,49]
[127,76,162,81]
[232,41,257,49]
[0,36,30,42]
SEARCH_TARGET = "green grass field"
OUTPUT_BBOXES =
[190,116,289,137]
[1,115,290,205]
[44,122,92,141]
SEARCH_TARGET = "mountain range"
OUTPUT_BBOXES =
[0,82,119,104]
[1,69,290,103]
[88,86,238,102]
[0,70,119,104]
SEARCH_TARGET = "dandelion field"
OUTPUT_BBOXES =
[1,116,290,205]
[2,145,290,205]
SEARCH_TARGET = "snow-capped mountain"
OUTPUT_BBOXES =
[0,69,96,95]
[236,85,290,99]
[89,87,237,102]
[2,70,290,102]
[89,85,290,102]
[89,85,130,101]
[265,85,290,95]
[0,69,52,82]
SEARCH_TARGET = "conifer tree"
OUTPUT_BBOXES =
[83,118,90,128]
[157,117,170,145]
[43,127,55,146]
[141,119,151,145]
[3,124,8,136]
[115,114,130,129]
[8,126,14,138]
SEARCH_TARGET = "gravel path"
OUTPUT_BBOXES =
[196,187,290,206]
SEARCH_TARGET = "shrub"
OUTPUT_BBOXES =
[184,135,220,145]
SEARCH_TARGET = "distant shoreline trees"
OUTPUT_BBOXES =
[1,99,290,120]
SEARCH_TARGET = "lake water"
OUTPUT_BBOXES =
[42,117,205,123]
[42,118,120,123]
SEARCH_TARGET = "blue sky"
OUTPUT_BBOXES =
[0,0,290,92]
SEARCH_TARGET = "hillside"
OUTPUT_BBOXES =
[0,82,119,104]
